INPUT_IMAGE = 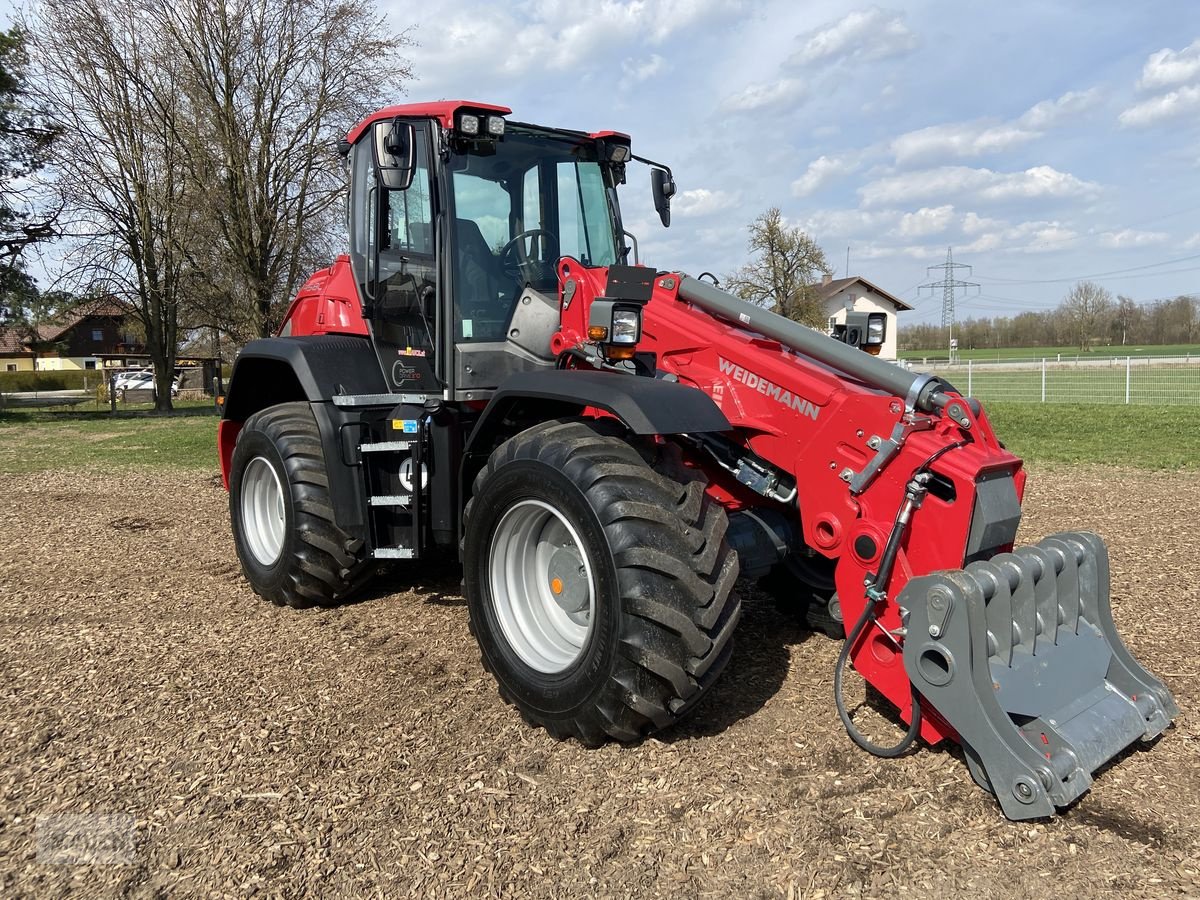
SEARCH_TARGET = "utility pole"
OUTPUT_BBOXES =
[918,247,978,361]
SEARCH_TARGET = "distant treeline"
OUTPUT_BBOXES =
[900,291,1200,352]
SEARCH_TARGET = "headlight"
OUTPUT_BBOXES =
[458,114,481,136]
[867,315,885,344]
[485,115,506,136]
[610,308,641,344]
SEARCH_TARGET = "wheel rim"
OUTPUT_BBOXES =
[241,456,286,566]
[489,499,596,674]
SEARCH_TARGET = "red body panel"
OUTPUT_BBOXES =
[217,420,241,490]
[278,255,367,338]
[554,259,1026,744]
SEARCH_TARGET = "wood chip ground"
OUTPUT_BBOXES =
[1,465,1197,897]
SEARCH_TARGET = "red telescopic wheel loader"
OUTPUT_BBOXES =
[218,101,1176,820]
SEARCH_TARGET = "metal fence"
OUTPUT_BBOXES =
[919,355,1200,405]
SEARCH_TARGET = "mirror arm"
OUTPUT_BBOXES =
[622,230,640,266]
[630,153,673,179]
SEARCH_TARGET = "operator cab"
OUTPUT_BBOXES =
[345,102,635,400]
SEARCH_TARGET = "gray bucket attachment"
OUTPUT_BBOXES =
[899,531,1177,820]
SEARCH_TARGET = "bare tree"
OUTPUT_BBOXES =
[1112,294,1139,346]
[1167,295,1199,344]
[23,0,411,407]
[151,0,413,339]
[725,207,832,328]
[0,27,58,272]
[1060,281,1113,352]
[25,0,197,409]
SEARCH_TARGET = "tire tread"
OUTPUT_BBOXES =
[233,402,373,609]
[465,418,741,743]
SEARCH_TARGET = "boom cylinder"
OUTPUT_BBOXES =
[676,277,947,413]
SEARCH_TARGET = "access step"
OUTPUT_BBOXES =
[359,440,411,453]
[368,494,412,507]
[373,547,415,559]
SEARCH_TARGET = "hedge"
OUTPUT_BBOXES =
[0,370,96,392]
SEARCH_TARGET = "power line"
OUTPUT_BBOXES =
[975,252,1200,286]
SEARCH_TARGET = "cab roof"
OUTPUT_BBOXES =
[346,101,512,144]
[345,101,629,147]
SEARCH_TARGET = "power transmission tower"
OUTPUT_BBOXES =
[918,247,978,360]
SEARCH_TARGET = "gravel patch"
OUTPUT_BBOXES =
[0,464,1197,897]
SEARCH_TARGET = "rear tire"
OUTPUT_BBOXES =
[463,418,741,744]
[229,402,374,608]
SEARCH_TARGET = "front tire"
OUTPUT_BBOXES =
[229,402,373,608]
[463,419,741,744]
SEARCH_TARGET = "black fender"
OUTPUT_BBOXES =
[461,369,731,511]
[222,335,386,420]
[222,335,387,538]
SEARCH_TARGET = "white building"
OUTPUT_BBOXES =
[814,275,912,360]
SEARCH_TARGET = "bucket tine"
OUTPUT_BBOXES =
[1043,537,1082,634]
[993,553,1036,656]
[969,559,1012,666]
[1016,545,1058,647]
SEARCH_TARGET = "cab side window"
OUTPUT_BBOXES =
[385,129,434,257]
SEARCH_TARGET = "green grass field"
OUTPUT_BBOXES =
[983,402,1200,469]
[948,363,1200,406]
[0,408,218,474]
[1,402,1194,475]
[901,343,1200,362]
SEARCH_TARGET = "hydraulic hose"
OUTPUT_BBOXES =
[833,441,967,757]
[834,478,925,757]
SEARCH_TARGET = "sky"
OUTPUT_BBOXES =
[6,1,1200,324]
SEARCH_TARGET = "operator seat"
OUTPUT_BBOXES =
[454,218,509,332]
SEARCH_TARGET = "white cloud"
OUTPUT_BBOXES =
[860,82,899,114]
[859,165,1100,206]
[1138,39,1200,90]
[1184,233,1200,250]
[960,231,1003,253]
[896,205,955,238]
[1023,225,1077,252]
[1119,84,1200,127]
[791,154,858,197]
[891,122,1038,165]
[672,188,739,217]
[1018,89,1101,129]
[1098,229,1170,248]
[788,7,918,67]
[411,0,745,86]
[888,89,1099,165]
[796,208,898,237]
[962,211,1004,235]
[623,54,666,82]
[960,219,1077,254]
[852,243,938,261]
[719,78,806,113]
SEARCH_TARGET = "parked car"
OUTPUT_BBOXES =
[112,368,152,391]
[118,371,180,397]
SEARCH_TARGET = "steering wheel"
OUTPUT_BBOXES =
[498,228,560,281]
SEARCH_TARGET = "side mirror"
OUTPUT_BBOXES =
[373,118,415,191]
[650,168,675,227]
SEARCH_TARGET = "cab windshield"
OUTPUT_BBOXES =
[449,127,619,342]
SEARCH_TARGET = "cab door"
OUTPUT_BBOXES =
[348,122,439,394]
